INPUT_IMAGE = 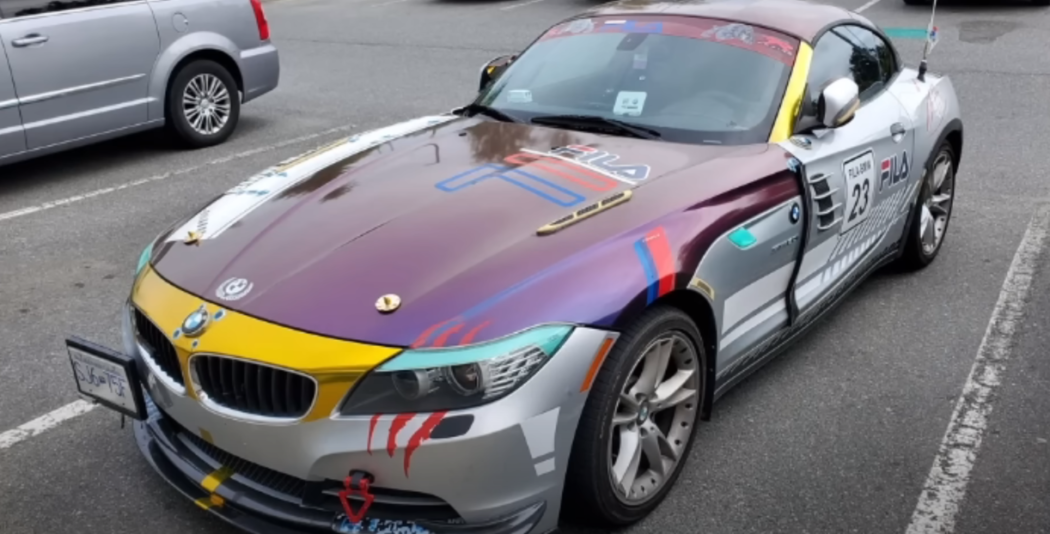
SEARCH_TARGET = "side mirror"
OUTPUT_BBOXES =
[478,54,516,92]
[817,78,860,129]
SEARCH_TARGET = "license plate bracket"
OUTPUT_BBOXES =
[66,335,147,420]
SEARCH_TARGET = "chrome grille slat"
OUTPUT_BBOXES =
[133,309,184,386]
[192,355,316,419]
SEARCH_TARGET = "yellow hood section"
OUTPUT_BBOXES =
[132,266,401,422]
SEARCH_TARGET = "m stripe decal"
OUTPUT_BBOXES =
[634,227,675,305]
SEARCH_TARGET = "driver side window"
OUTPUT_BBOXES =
[806,24,891,107]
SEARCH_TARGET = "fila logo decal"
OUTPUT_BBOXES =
[879,151,910,192]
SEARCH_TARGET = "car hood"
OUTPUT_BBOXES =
[149,114,762,347]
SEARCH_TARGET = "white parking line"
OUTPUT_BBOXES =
[0,124,358,224]
[500,0,546,10]
[855,0,884,12]
[0,400,98,451]
[904,204,1050,534]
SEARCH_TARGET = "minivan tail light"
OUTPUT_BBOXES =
[250,0,270,41]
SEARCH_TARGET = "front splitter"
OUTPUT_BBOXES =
[132,398,548,534]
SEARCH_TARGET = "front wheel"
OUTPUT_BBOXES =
[895,140,956,271]
[562,306,706,527]
[166,59,241,149]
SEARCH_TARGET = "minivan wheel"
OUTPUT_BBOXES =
[166,59,241,148]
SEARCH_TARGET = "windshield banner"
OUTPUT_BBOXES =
[540,16,799,66]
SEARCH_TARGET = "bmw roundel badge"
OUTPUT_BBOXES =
[790,203,801,224]
[181,305,210,338]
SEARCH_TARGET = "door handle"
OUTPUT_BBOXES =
[12,34,48,47]
[890,122,906,143]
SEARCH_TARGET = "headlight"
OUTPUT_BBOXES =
[339,324,574,415]
[136,241,154,276]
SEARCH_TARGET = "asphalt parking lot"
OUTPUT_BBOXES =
[2,0,1049,533]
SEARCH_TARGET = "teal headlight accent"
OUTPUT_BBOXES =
[378,324,575,372]
[136,241,154,275]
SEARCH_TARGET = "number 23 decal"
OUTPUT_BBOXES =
[850,181,870,222]
[841,150,876,233]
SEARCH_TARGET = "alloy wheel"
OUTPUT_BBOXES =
[608,332,700,504]
[183,73,232,136]
[920,151,955,256]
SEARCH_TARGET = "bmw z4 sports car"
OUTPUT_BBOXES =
[64,1,963,533]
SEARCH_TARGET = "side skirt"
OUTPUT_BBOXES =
[711,237,902,403]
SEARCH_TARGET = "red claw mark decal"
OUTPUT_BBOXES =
[431,323,465,348]
[367,414,381,455]
[459,321,491,345]
[403,411,448,476]
[367,412,451,477]
[387,414,414,457]
[413,317,493,348]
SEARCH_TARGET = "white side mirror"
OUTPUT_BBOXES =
[818,78,860,128]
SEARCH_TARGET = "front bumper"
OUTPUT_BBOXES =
[116,267,615,533]
[135,394,546,534]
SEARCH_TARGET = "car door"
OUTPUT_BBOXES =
[786,23,916,316]
[0,38,25,158]
[0,0,160,150]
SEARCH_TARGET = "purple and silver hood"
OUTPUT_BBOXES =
[148,114,794,348]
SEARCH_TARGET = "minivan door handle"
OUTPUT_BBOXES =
[12,34,49,47]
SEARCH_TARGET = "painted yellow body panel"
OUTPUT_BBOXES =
[768,41,813,143]
[131,266,402,421]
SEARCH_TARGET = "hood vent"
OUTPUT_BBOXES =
[537,189,633,236]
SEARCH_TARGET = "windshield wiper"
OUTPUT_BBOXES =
[459,103,520,123]
[530,114,661,140]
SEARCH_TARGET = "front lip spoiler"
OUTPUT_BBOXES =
[133,396,547,534]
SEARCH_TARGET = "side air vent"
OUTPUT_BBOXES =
[807,173,841,231]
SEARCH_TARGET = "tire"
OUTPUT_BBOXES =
[562,306,706,527]
[895,140,956,271]
[1034,0,1049,6]
[166,59,241,149]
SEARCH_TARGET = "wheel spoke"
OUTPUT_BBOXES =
[612,426,642,495]
[619,392,639,411]
[653,369,695,408]
[632,339,672,398]
[932,162,950,191]
[655,386,697,412]
[612,412,635,427]
[920,204,936,249]
[641,424,674,477]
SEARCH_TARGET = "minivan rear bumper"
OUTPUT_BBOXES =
[240,43,280,103]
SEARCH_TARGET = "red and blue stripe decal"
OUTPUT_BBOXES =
[633,227,675,305]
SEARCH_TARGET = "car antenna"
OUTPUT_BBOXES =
[916,0,940,82]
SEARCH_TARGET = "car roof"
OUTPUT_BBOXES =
[576,0,857,44]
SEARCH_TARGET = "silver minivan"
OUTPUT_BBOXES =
[0,0,280,167]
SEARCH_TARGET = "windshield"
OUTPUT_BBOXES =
[475,16,800,145]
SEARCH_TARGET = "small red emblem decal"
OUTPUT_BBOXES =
[338,474,374,524]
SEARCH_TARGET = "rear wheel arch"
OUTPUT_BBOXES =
[944,123,963,174]
[164,49,245,117]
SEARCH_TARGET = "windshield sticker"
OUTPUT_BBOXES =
[633,51,648,69]
[507,89,533,103]
[613,91,647,116]
[703,23,755,45]
[539,16,798,65]
[565,18,594,34]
